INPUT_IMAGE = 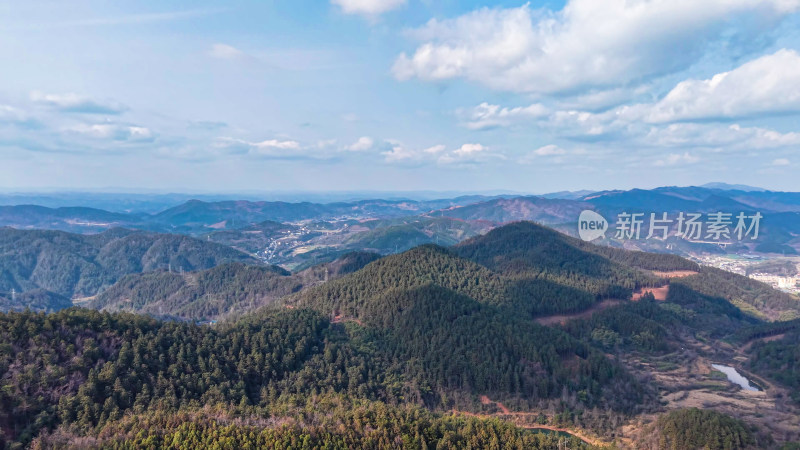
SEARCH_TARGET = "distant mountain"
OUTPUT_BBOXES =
[2,185,800,261]
[437,196,589,224]
[151,197,499,230]
[540,189,597,200]
[0,205,143,233]
[0,288,72,312]
[0,227,258,302]
[701,182,767,192]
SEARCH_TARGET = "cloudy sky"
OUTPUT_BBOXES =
[1,0,799,193]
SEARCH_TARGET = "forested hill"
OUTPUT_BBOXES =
[284,220,790,325]
[290,222,681,319]
[90,251,381,321]
[0,227,257,306]
[453,221,698,273]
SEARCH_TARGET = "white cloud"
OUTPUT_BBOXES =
[31,91,127,114]
[439,143,504,165]
[773,158,791,166]
[644,49,800,122]
[347,136,374,151]
[393,1,800,94]
[381,141,500,165]
[532,145,566,156]
[251,139,301,150]
[208,43,245,59]
[461,102,548,129]
[332,0,406,17]
[654,152,700,167]
[423,144,446,154]
[522,51,800,146]
[382,143,417,162]
[519,144,569,164]
[452,143,487,157]
[69,123,154,142]
[216,137,306,158]
[644,123,800,150]
[0,105,30,124]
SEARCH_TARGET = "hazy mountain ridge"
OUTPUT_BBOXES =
[0,227,258,307]
[90,252,381,321]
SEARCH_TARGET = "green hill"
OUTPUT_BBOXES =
[91,252,381,321]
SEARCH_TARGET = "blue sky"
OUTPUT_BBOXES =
[1,0,799,193]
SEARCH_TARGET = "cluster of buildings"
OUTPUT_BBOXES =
[695,255,800,294]
[748,273,800,292]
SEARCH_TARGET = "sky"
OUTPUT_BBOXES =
[1,0,799,194]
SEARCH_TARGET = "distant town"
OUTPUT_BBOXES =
[696,254,800,295]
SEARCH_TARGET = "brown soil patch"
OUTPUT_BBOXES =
[535,299,623,326]
[632,285,669,301]
[650,270,698,278]
[741,333,786,352]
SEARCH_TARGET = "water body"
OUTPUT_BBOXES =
[712,364,760,391]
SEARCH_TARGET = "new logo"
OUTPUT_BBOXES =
[578,210,608,242]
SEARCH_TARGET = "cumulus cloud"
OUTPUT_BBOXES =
[643,123,800,150]
[511,49,800,150]
[347,136,374,151]
[382,142,418,162]
[208,43,245,60]
[381,141,500,165]
[438,143,504,165]
[31,91,128,114]
[643,49,800,122]
[332,0,406,17]
[461,102,548,130]
[393,1,800,94]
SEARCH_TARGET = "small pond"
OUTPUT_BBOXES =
[711,364,760,391]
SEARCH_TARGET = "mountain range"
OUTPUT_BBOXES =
[1,220,798,448]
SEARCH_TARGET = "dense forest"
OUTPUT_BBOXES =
[0,221,798,447]
[640,408,763,450]
[0,304,636,448]
[33,403,591,449]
